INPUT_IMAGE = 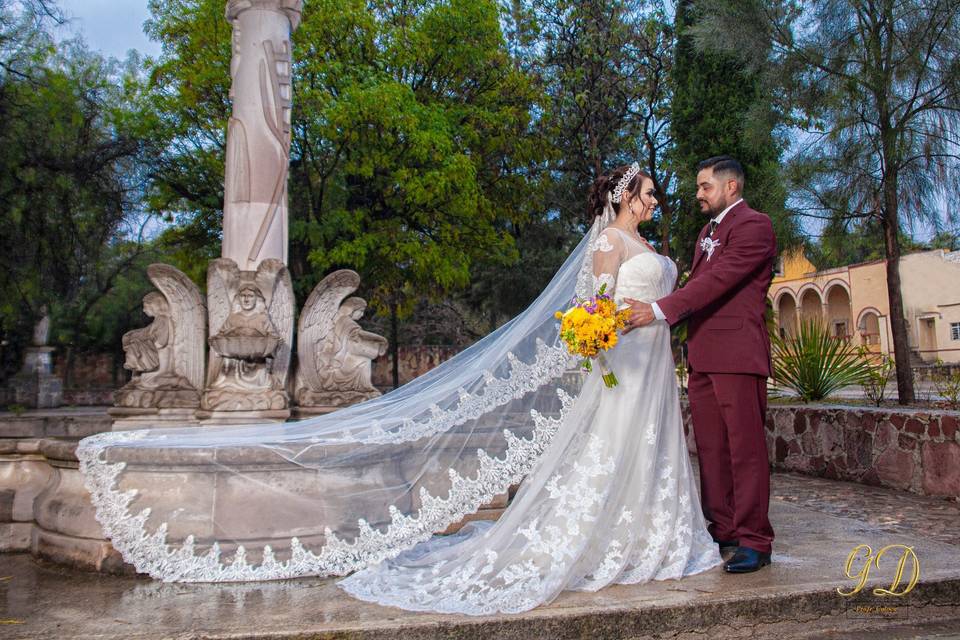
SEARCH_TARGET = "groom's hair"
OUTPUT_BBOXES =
[698,156,744,192]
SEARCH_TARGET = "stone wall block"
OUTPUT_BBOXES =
[843,425,874,472]
[940,415,957,440]
[875,446,915,491]
[898,434,917,450]
[921,441,960,496]
[820,420,844,457]
[874,421,897,451]
[905,418,926,435]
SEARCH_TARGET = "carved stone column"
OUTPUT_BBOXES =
[222,0,302,271]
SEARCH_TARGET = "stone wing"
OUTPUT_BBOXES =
[296,270,361,392]
[257,259,295,388]
[206,259,241,387]
[148,264,207,391]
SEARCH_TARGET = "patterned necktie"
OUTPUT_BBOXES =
[709,219,719,236]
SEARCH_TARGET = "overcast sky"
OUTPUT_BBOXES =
[58,0,161,59]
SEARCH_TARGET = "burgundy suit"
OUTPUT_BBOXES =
[656,200,777,554]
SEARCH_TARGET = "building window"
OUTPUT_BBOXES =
[952,322,960,341]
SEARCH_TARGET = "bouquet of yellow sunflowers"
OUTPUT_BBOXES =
[554,284,632,388]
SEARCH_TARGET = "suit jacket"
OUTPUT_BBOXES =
[657,200,777,377]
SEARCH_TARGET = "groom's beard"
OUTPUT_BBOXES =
[700,197,730,217]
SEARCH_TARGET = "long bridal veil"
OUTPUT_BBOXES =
[77,208,617,583]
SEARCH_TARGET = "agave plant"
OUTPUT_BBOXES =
[771,319,873,402]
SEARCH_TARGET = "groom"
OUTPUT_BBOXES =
[624,156,777,573]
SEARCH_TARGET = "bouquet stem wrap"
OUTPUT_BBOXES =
[597,353,618,388]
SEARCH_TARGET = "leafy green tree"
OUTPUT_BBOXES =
[669,0,799,272]
[0,7,153,381]
[697,0,960,403]
[139,0,541,386]
[531,0,671,230]
[446,0,681,336]
[138,0,232,257]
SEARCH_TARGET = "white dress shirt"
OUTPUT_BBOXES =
[650,198,743,322]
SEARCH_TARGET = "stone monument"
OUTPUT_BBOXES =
[107,0,385,424]
[200,258,294,423]
[295,270,388,414]
[9,306,62,409]
[195,0,302,423]
[110,264,206,430]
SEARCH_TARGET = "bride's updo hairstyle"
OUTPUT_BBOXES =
[586,163,652,221]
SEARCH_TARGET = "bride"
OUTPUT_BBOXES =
[337,163,723,613]
[76,162,721,614]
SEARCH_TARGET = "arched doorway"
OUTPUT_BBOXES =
[825,283,852,339]
[858,309,881,353]
[776,291,798,338]
[799,288,823,324]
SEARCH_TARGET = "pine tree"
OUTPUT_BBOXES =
[669,0,795,272]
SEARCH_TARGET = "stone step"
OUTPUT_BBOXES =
[2,480,958,640]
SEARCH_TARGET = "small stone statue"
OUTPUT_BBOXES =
[32,305,50,347]
[321,297,388,393]
[121,292,172,379]
[10,304,61,408]
[114,264,206,409]
[296,270,388,410]
[202,258,294,415]
[217,285,279,340]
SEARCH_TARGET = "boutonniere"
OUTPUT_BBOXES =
[700,236,721,261]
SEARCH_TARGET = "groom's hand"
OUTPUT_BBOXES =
[622,298,655,333]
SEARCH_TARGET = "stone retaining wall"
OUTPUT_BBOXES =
[681,402,960,498]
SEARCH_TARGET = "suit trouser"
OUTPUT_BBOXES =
[687,369,774,554]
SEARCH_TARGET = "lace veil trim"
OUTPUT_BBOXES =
[76,208,615,583]
[77,388,575,582]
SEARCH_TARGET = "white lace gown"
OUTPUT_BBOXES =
[337,226,724,615]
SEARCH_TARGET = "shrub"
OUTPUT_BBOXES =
[860,350,895,407]
[928,360,960,408]
[771,319,873,402]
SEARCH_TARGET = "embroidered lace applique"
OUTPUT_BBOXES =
[591,234,615,253]
[593,273,616,295]
[77,388,577,583]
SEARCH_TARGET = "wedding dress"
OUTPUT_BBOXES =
[337,226,723,615]
[75,208,720,594]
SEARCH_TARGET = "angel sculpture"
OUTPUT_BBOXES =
[296,270,388,410]
[202,258,294,414]
[115,264,206,409]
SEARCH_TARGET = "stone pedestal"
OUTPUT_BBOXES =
[108,407,202,431]
[10,347,62,409]
[196,408,290,424]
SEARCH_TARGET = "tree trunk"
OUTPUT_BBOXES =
[390,300,399,390]
[658,197,673,257]
[881,173,915,404]
[63,345,74,390]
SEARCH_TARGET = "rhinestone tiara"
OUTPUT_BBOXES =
[611,162,641,203]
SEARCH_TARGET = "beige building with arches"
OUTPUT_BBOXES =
[769,248,960,364]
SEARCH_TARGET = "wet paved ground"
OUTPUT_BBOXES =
[1,469,958,639]
[770,471,960,547]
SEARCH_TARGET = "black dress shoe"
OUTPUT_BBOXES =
[723,546,772,573]
[713,537,739,551]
